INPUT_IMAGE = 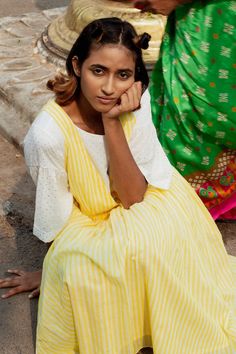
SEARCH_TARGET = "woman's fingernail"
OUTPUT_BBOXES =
[28,294,33,299]
[1,294,6,299]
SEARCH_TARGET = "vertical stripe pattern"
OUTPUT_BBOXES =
[36,100,236,354]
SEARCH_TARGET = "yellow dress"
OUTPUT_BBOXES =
[36,100,236,354]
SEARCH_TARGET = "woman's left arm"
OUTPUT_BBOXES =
[102,82,147,209]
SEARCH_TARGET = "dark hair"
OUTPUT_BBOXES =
[47,17,151,105]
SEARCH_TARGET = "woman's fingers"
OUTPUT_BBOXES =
[28,287,40,299]
[134,81,142,106]
[134,0,158,13]
[7,269,25,276]
[121,82,142,111]
[126,84,136,108]
[0,273,25,288]
[103,82,142,119]
[120,91,130,110]
[0,270,42,299]
[134,0,193,15]
[1,286,24,299]
[0,269,26,290]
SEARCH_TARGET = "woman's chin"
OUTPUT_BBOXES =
[95,105,114,114]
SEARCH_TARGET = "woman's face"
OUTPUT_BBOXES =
[76,44,136,113]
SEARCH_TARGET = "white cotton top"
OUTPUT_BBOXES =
[24,89,173,243]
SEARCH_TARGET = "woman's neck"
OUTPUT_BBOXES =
[62,96,104,135]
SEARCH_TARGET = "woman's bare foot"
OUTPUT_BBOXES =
[0,269,42,299]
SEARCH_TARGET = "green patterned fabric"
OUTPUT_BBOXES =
[150,0,236,218]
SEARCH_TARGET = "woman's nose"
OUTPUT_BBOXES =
[101,77,115,96]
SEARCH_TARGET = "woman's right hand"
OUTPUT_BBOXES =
[134,0,192,16]
[102,81,142,121]
[0,269,42,299]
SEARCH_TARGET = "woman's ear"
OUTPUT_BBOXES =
[72,56,80,77]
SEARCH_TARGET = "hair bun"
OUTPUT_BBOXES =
[134,32,151,50]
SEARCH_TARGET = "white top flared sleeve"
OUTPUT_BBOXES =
[24,89,172,243]
[23,113,73,243]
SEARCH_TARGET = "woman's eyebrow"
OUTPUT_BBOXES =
[90,64,107,69]
[90,64,133,73]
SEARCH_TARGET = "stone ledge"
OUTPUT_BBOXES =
[0,8,66,146]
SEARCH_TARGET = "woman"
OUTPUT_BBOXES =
[2,17,236,353]
[146,0,236,220]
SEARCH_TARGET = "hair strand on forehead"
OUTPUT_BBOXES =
[91,21,104,43]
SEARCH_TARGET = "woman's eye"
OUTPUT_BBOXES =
[119,72,129,79]
[92,68,104,75]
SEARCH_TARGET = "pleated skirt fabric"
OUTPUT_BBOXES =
[36,170,236,354]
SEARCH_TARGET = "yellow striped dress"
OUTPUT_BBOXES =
[36,100,236,354]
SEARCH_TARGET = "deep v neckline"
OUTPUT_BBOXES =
[44,99,136,209]
[60,100,105,137]
[51,100,113,196]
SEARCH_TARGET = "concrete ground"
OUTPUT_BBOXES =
[0,1,235,353]
[0,135,47,354]
[0,2,67,353]
[0,0,69,18]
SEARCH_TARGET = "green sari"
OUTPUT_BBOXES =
[150,0,236,219]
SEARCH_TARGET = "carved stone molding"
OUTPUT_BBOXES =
[37,0,166,67]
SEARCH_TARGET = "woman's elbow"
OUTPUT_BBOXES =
[122,193,145,209]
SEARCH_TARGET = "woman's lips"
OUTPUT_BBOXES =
[96,97,117,105]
